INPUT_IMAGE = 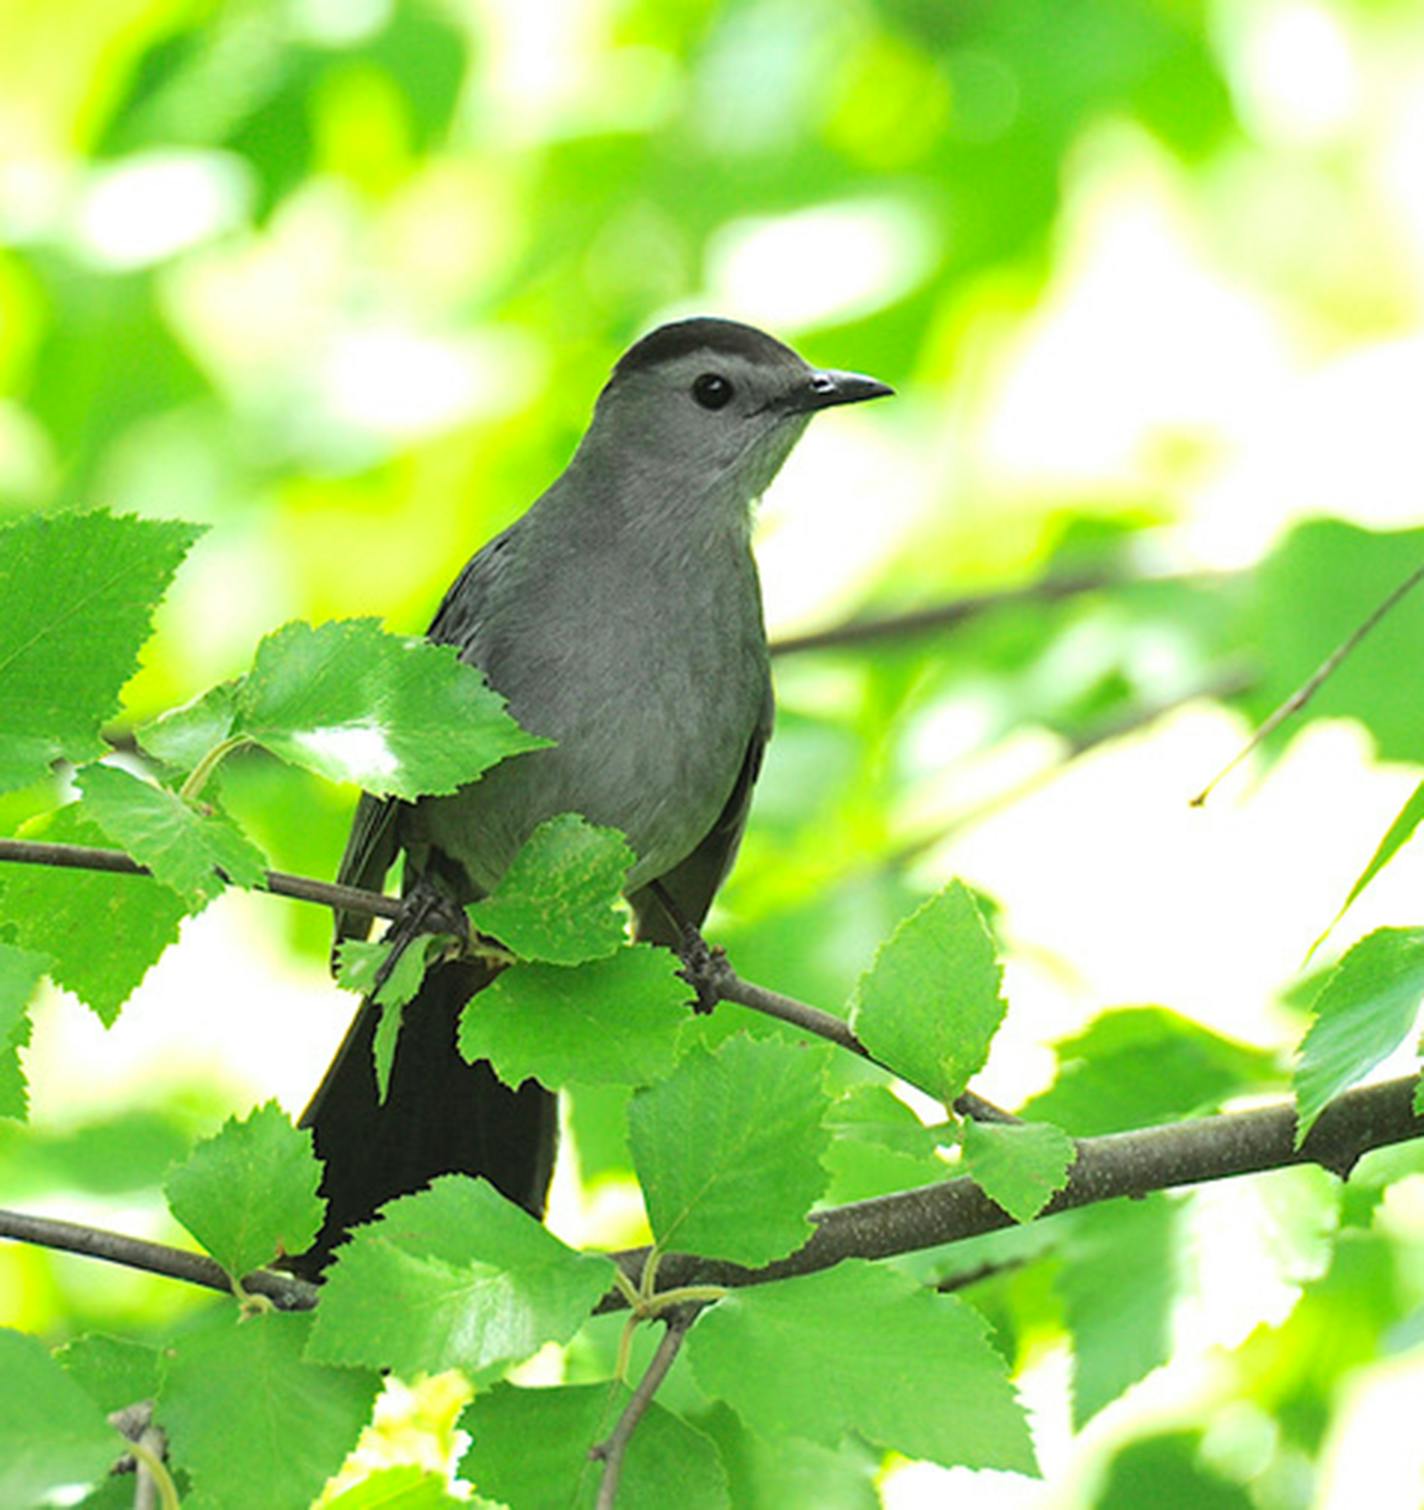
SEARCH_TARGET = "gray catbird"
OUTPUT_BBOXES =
[295,317,891,1272]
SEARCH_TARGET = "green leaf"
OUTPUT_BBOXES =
[0,804,188,1025]
[159,1309,379,1510]
[136,681,241,773]
[850,880,1005,1104]
[467,813,633,964]
[962,1118,1076,1222]
[234,619,548,799]
[0,942,45,1120]
[77,763,268,907]
[164,1101,325,1276]
[628,1034,832,1266]
[0,1328,120,1506]
[324,1466,467,1508]
[56,1334,162,1414]
[0,1008,32,1120]
[687,1261,1036,1473]
[1021,1007,1278,1136]
[460,946,689,1089]
[692,1401,878,1510]
[1238,521,1424,764]
[0,510,202,793]
[1096,1431,1253,1509]
[307,1176,615,1379]
[461,1382,729,1510]
[335,938,446,1102]
[821,1084,947,1203]
[333,937,440,1011]
[1314,779,1424,954]
[1058,1195,1180,1425]
[1295,928,1424,1142]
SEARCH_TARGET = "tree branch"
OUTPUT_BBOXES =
[0,1208,316,1309]
[767,568,1214,657]
[591,1315,691,1509]
[0,835,1010,1118]
[601,1071,1423,1305]
[696,952,1014,1123]
[6,1075,1418,1312]
[0,837,402,923]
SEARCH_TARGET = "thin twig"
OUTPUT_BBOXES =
[0,836,402,922]
[591,1316,692,1509]
[1192,559,1424,806]
[7,1074,1420,1312]
[0,1208,316,1308]
[693,952,1017,1123]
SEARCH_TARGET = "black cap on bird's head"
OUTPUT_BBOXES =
[606,316,894,415]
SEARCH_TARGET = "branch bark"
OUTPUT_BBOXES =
[5,1074,1417,1312]
[768,568,1220,657]
[591,1316,691,1509]
[0,837,403,922]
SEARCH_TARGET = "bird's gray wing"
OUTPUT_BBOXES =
[630,681,773,946]
[331,524,520,948]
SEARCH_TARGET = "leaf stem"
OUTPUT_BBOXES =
[126,1433,181,1510]
[179,735,253,803]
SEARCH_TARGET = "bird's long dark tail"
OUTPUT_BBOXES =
[291,957,557,1278]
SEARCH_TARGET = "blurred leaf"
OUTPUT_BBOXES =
[850,880,1005,1104]
[1097,1432,1252,1509]
[1295,928,1424,1142]
[460,946,689,1090]
[629,1034,831,1266]
[0,804,187,1024]
[461,1381,728,1510]
[56,1333,162,1414]
[962,1118,1075,1223]
[1239,521,1424,764]
[0,510,200,793]
[0,1328,118,1507]
[691,1401,877,1510]
[307,1176,614,1380]
[233,619,549,798]
[1058,1195,1180,1426]
[1314,780,1424,955]
[77,762,267,907]
[159,1309,379,1510]
[687,1261,1035,1473]
[1021,1008,1279,1136]
[0,1108,193,1196]
[164,1100,324,1276]
[323,1466,466,1509]
[467,814,632,965]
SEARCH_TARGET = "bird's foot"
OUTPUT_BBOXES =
[675,926,729,1016]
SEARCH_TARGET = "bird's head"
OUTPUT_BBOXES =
[583,316,893,505]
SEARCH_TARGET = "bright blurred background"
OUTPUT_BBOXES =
[6,0,1424,1504]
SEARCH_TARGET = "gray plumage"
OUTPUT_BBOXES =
[296,317,891,1272]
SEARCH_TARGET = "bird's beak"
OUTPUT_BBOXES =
[789,368,895,414]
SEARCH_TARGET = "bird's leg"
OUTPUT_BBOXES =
[368,877,470,1000]
[649,880,727,1015]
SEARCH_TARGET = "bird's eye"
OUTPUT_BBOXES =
[691,372,735,410]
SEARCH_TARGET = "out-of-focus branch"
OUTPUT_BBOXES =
[769,568,1216,658]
